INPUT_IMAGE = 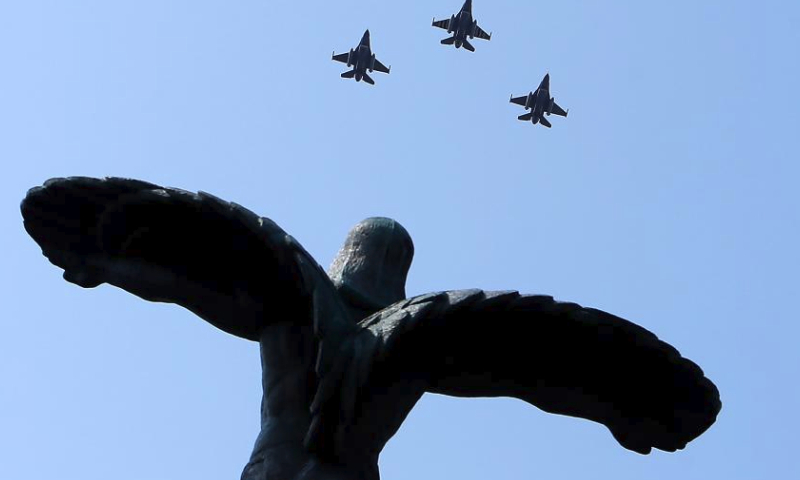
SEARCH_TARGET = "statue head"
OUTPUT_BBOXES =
[328,217,414,315]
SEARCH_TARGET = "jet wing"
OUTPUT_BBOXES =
[473,24,491,40]
[332,52,349,64]
[510,95,528,107]
[373,58,390,74]
[432,18,451,30]
[549,102,569,117]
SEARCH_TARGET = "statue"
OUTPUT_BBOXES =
[21,177,721,480]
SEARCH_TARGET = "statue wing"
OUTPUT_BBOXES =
[21,177,353,342]
[313,290,720,457]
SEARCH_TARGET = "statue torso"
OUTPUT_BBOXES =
[240,324,379,480]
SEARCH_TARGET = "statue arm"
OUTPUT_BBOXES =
[21,177,326,341]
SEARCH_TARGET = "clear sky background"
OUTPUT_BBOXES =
[1,1,798,479]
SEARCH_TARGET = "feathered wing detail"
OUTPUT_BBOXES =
[21,177,355,342]
[311,290,720,458]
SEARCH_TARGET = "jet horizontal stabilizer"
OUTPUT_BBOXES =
[341,70,357,79]
[518,113,534,121]
[462,39,475,52]
[539,117,552,128]
[361,72,375,85]
[440,36,456,45]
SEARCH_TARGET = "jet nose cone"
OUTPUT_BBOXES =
[541,73,550,89]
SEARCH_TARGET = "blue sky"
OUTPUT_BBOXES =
[1,1,799,478]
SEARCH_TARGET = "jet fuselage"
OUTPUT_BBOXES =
[520,75,558,125]
[525,88,551,123]
[349,34,375,82]
[450,2,477,48]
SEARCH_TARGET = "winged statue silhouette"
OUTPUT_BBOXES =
[21,177,721,480]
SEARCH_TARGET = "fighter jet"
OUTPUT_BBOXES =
[332,30,390,85]
[509,74,569,128]
[432,0,492,52]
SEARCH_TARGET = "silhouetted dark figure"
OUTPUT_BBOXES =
[510,73,569,128]
[332,30,390,85]
[22,177,721,480]
[432,0,492,52]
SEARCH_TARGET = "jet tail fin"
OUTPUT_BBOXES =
[440,36,456,45]
[518,113,534,122]
[341,70,356,79]
[462,39,475,52]
[361,72,375,85]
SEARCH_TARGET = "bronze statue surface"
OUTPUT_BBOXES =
[21,177,721,480]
